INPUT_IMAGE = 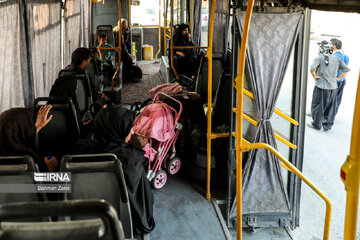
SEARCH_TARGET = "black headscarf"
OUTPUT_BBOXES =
[0,108,39,162]
[73,106,155,234]
[173,23,190,47]
[93,107,135,145]
[49,75,80,114]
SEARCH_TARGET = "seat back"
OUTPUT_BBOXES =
[87,59,102,92]
[95,25,115,47]
[0,200,125,240]
[0,156,47,205]
[60,154,133,239]
[34,97,80,165]
[195,55,224,104]
[58,70,94,118]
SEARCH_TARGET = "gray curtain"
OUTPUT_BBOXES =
[230,12,303,217]
[26,1,61,98]
[80,0,91,48]
[64,0,81,66]
[64,0,91,66]
[0,1,31,113]
[192,0,202,49]
[211,0,230,56]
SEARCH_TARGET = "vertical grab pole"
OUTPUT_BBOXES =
[342,72,360,240]
[205,0,217,201]
[170,0,178,77]
[112,0,122,90]
[155,0,162,62]
[234,1,254,239]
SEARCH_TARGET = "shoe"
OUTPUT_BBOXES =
[323,127,331,132]
[307,122,321,130]
[306,112,312,117]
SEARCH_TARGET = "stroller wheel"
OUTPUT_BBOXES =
[167,157,181,175]
[153,170,167,189]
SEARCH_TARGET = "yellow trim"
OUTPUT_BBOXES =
[343,72,360,240]
[169,0,178,77]
[243,140,332,240]
[111,0,122,90]
[131,25,161,28]
[154,0,162,63]
[243,88,298,126]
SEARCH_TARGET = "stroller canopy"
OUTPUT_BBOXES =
[132,103,175,142]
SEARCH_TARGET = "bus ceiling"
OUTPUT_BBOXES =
[239,0,360,13]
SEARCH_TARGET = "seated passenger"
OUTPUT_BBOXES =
[71,106,155,235]
[0,105,58,172]
[63,47,109,103]
[173,23,197,78]
[97,33,116,82]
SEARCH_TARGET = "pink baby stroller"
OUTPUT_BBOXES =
[129,92,183,189]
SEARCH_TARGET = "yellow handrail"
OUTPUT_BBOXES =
[205,0,217,201]
[241,140,332,240]
[342,71,360,240]
[169,0,178,77]
[242,112,297,149]
[131,25,161,28]
[243,88,299,126]
[111,0,122,90]
[154,0,162,62]
[233,2,254,239]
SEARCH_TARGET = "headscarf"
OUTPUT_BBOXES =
[0,108,38,162]
[49,75,80,114]
[173,23,190,45]
[93,106,135,145]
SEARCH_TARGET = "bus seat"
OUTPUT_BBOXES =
[195,56,224,104]
[60,154,133,239]
[0,156,47,205]
[0,200,126,240]
[33,97,81,169]
[87,59,103,92]
[95,25,116,47]
[213,68,232,126]
[58,69,94,118]
[102,65,122,103]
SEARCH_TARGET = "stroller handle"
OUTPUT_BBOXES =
[153,92,183,120]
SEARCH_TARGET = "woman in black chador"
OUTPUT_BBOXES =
[72,106,155,235]
[172,23,197,78]
[0,105,57,171]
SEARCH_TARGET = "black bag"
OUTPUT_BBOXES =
[131,65,142,80]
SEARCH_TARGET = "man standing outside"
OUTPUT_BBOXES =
[330,38,349,115]
[309,40,350,131]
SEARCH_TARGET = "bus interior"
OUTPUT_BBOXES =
[1,0,360,239]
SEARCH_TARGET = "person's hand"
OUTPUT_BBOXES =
[98,91,110,102]
[44,155,58,172]
[128,53,132,61]
[105,62,111,66]
[35,105,53,134]
[314,75,322,80]
[176,51,186,58]
[187,33,192,41]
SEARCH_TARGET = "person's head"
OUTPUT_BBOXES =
[178,23,190,36]
[318,40,333,56]
[121,18,128,29]
[98,33,108,47]
[71,47,93,69]
[330,38,342,51]
[94,107,136,145]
